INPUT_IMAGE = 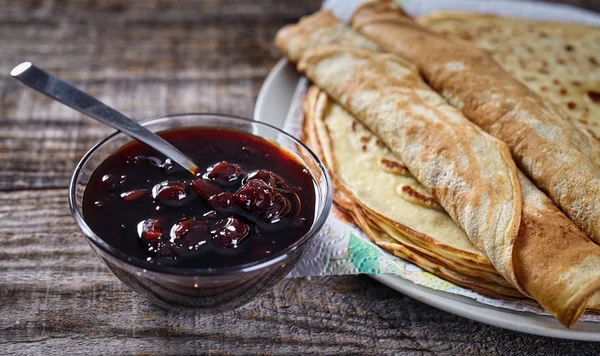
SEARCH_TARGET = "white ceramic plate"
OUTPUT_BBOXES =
[254,57,600,341]
[254,1,600,341]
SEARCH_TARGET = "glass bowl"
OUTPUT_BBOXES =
[69,113,332,311]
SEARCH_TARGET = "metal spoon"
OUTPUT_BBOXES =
[10,62,199,175]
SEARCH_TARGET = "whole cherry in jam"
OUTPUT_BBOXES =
[204,161,243,187]
[260,192,292,223]
[208,191,235,212]
[169,219,211,250]
[152,180,194,207]
[234,180,277,213]
[82,127,316,269]
[243,169,277,186]
[211,216,250,248]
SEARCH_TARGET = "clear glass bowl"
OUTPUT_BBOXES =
[69,113,332,311]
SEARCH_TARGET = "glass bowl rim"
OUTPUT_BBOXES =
[68,112,332,276]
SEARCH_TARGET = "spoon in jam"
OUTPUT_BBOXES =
[10,61,199,176]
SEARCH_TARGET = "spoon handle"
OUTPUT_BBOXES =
[10,62,198,175]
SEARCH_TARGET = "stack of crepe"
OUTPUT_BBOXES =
[303,85,522,298]
[303,80,600,304]
[275,1,600,327]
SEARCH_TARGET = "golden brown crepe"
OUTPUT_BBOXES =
[275,10,379,63]
[303,86,512,282]
[305,82,600,325]
[514,171,600,326]
[297,46,523,291]
[275,9,600,326]
[350,0,600,247]
[419,13,600,140]
[303,86,491,267]
[303,86,523,297]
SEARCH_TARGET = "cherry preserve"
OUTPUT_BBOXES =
[82,127,316,269]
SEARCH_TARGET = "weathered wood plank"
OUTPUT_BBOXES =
[0,0,320,190]
[1,188,600,355]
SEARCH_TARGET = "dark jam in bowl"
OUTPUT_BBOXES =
[82,127,316,269]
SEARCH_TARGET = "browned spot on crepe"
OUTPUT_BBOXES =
[396,184,442,210]
[379,157,410,175]
[589,91,600,104]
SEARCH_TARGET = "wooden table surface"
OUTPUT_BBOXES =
[2,0,600,354]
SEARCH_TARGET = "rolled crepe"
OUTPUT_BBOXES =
[350,0,600,246]
[419,13,600,141]
[275,9,600,327]
[307,80,600,325]
[275,10,379,63]
[515,172,600,326]
[303,85,523,296]
[298,46,525,292]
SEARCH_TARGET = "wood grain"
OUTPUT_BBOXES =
[0,0,316,190]
[2,0,600,355]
